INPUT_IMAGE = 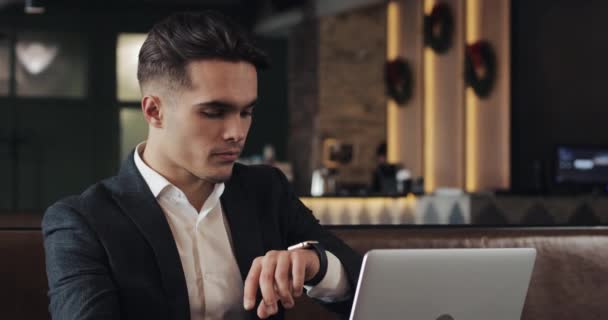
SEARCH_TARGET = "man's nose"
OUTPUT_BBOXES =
[222,114,247,142]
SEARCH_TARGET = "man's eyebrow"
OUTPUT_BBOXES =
[194,99,258,110]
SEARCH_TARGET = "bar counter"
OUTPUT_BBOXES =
[300,193,608,226]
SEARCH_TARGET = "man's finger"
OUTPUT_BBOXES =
[291,251,306,297]
[275,253,295,308]
[257,298,277,319]
[243,257,262,310]
[259,252,279,307]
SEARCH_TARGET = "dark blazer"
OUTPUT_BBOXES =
[42,154,362,320]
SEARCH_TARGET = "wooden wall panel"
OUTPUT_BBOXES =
[387,0,424,178]
[423,0,466,191]
[465,0,510,191]
[389,0,511,192]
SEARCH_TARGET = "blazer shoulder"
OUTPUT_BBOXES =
[231,163,285,186]
[44,176,117,223]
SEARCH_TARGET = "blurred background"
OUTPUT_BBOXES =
[1,0,608,226]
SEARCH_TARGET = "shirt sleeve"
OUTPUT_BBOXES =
[304,250,352,302]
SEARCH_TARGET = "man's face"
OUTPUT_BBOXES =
[158,59,257,183]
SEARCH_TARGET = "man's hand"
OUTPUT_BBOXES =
[243,249,320,319]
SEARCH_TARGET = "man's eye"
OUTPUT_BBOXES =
[202,111,224,118]
[241,111,253,118]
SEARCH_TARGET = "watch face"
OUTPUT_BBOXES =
[288,241,318,251]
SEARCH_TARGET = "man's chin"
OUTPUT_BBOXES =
[207,174,232,184]
[205,165,235,183]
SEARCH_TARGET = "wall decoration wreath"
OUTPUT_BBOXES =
[424,3,454,54]
[385,58,413,105]
[465,40,497,98]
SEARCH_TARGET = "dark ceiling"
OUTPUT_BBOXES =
[0,0,309,30]
[0,0,266,29]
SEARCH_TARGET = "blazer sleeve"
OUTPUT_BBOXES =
[271,167,363,317]
[42,201,121,320]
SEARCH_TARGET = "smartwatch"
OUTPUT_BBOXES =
[288,240,328,286]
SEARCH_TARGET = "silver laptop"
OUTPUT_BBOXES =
[349,248,536,320]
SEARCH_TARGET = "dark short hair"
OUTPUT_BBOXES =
[137,11,269,90]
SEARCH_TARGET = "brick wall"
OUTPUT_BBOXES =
[318,4,387,186]
[288,10,320,195]
[288,3,387,193]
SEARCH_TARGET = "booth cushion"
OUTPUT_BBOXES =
[1,214,606,320]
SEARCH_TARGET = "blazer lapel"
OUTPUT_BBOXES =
[221,165,287,320]
[109,154,190,320]
[220,166,265,282]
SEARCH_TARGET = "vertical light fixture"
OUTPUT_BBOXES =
[386,1,401,163]
[465,0,481,192]
[25,0,45,14]
[423,0,436,192]
[116,33,148,102]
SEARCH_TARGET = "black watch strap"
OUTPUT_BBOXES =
[303,242,328,286]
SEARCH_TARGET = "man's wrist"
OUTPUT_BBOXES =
[301,249,320,281]
[304,251,352,302]
[289,241,328,286]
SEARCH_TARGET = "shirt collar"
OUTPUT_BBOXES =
[133,142,172,198]
[132,142,225,207]
[199,183,225,220]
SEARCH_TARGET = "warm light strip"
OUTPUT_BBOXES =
[387,2,400,59]
[501,1,511,189]
[424,0,434,13]
[387,1,400,163]
[387,97,400,163]
[423,0,435,192]
[300,196,418,225]
[465,90,478,192]
[465,0,481,192]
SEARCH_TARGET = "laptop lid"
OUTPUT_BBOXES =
[349,248,536,320]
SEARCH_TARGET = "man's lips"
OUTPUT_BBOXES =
[212,150,241,162]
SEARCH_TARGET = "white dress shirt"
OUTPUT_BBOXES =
[133,143,350,320]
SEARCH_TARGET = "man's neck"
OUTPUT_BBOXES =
[141,141,214,212]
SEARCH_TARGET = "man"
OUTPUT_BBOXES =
[42,11,362,320]
[371,142,398,194]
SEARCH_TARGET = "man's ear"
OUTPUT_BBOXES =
[141,95,164,128]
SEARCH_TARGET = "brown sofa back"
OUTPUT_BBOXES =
[287,227,608,320]
[0,228,48,320]
[1,214,607,320]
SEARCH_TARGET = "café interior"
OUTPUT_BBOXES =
[1,0,607,319]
